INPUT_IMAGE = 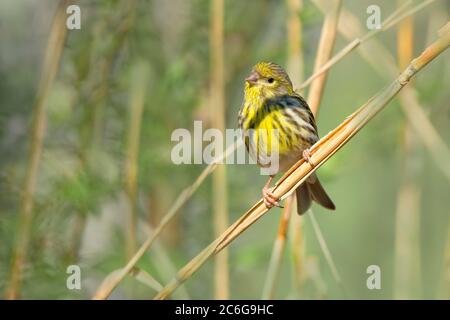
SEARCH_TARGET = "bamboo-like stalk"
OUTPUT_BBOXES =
[307,0,341,116]
[394,11,422,299]
[5,0,68,300]
[262,196,293,299]
[210,0,229,300]
[92,4,439,299]
[124,62,149,261]
[286,0,304,86]
[314,1,450,182]
[153,29,450,300]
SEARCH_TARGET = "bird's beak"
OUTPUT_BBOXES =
[245,71,259,85]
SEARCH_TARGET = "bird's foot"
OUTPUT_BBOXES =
[303,149,315,167]
[263,185,283,209]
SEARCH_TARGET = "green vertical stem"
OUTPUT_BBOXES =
[5,0,69,299]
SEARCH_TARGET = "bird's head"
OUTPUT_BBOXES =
[244,62,294,99]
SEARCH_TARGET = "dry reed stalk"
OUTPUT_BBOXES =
[124,62,149,260]
[153,29,450,300]
[307,0,341,115]
[287,0,304,86]
[93,3,443,298]
[261,196,294,299]
[5,0,69,299]
[394,12,422,299]
[210,0,229,299]
[290,213,306,294]
[317,2,450,181]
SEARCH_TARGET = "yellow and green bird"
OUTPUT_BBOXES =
[238,61,335,214]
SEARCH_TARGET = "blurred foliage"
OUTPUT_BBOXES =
[0,0,449,299]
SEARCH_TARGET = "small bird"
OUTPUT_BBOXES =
[238,61,335,214]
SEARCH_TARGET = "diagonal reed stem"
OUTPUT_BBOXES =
[152,29,450,299]
[308,210,346,297]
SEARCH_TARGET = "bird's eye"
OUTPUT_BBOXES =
[267,78,274,83]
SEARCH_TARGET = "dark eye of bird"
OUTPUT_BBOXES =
[268,77,274,83]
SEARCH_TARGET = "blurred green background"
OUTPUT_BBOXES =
[0,0,449,299]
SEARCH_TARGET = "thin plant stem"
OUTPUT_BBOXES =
[261,196,293,299]
[308,210,346,297]
[307,0,342,116]
[210,0,229,300]
[394,11,422,299]
[5,0,68,299]
[124,62,149,260]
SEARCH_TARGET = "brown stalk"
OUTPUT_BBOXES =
[5,0,69,299]
[307,0,341,116]
[124,62,149,261]
[286,0,304,86]
[261,196,294,299]
[210,0,229,299]
[153,29,450,300]
[394,10,422,299]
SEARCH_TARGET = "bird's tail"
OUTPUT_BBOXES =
[296,173,335,215]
